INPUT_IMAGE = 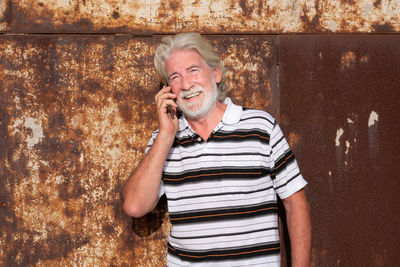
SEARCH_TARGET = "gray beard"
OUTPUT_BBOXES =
[178,82,218,120]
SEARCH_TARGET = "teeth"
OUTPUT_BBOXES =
[185,92,201,99]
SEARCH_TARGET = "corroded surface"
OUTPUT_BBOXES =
[211,35,279,116]
[0,0,10,32]
[11,0,400,33]
[0,35,277,266]
[279,35,400,267]
[0,35,163,266]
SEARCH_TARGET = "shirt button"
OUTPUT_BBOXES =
[197,137,202,142]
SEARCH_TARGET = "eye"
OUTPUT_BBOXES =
[168,75,180,84]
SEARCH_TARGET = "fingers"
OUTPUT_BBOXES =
[155,86,177,110]
[155,86,179,135]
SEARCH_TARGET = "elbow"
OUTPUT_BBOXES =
[123,200,150,218]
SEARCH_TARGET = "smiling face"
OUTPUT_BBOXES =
[165,49,222,120]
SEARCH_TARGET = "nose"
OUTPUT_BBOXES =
[180,74,192,91]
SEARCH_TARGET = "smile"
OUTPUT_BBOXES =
[184,92,201,99]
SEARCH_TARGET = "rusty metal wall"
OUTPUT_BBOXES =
[6,0,400,33]
[1,1,399,266]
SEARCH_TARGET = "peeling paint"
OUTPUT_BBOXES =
[368,111,379,127]
[360,55,369,63]
[345,140,350,154]
[341,51,356,70]
[23,117,44,148]
[335,128,344,146]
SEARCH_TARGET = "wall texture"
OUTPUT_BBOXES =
[1,1,399,266]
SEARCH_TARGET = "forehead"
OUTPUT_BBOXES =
[165,49,205,72]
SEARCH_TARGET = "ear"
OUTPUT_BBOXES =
[214,67,222,83]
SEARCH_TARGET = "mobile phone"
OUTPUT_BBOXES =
[160,79,175,119]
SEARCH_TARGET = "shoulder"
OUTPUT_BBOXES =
[240,108,276,131]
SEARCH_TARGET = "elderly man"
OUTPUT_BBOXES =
[123,33,311,266]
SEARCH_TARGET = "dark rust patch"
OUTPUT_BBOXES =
[0,96,10,163]
[12,4,98,33]
[372,22,395,33]
[300,1,321,32]
[239,0,252,17]
[102,43,115,72]
[168,0,181,11]
[5,228,90,266]
[341,0,356,4]
[81,78,102,94]
[257,0,264,16]
[373,0,382,8]
[112,11,120,19]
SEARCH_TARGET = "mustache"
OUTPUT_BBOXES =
[179,85,204,98]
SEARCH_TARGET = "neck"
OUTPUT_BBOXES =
[186,101,227,141]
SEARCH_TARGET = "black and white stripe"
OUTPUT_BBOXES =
[146,98,307,266]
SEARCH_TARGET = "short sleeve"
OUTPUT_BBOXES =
[270,122,307,199]
[145,131,165,198]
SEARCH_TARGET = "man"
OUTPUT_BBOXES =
[123,33,311,266]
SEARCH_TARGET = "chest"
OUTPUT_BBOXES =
[162,137,274,202]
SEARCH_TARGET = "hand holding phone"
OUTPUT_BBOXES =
[159,80,175,119]
[165,80,175,119]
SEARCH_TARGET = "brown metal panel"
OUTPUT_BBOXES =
[0,0,11,32]
[279,35,400,266]
[0,34,278,266]
[10,0,400,34]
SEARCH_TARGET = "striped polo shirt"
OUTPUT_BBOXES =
[146,98,307,266]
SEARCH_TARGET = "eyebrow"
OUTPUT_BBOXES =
[167,72,178,80]
[167,64,201,79]
[187,64,200,70]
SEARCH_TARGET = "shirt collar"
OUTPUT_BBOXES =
[221,97,242,125]
[178,97,243,134]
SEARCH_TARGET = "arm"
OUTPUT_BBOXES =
[123,85,178,218]
[282,188,312,267]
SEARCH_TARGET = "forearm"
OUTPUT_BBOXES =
[123,133,174,217]
[283,189,312,267]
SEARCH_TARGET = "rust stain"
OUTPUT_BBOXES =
[287,132,300,148]
[9,0,400,33]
